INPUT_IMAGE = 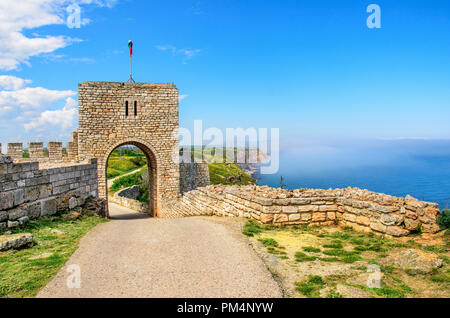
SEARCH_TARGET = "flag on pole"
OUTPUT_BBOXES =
[128,40,133,56]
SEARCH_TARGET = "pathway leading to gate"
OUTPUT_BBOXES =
[37,203,282,298]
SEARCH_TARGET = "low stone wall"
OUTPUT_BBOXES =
[166,185,441,237]
[109,186,150,214]
[2,133,80,165]
[0,156,98,231]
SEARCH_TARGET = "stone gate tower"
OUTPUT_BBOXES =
[77,81,180,217]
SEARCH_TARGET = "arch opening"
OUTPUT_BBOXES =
[104,141,158,218]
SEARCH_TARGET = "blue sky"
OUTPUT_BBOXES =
[0,0,449,152]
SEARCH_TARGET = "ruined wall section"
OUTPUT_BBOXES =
[165,185,441,237]
[0,156,98,231]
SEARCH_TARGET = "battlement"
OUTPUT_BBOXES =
[1,131,79,166]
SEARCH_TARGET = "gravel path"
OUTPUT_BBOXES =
[37,203,281,298]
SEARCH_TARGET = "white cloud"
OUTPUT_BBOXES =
[24,97,77,132]
[156,45,201,63]
[0,106,12,115]
[0,0,118,70]
[179,94,189,101]
[0,75,32,90]
[0,86,75,110]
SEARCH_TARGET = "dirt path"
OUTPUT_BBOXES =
[37,203,281,298]
[107,167,144,188]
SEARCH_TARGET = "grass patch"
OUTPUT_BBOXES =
[322,249,358,257]
[295,252,317,263]
[342,254,362,263]
[107,155,146,179]
[109,171,144,193]
[303,246,321,253]
[371,286,406,298]
[258,238,279,247]
[0,214,107,298]
[320,257,340,262]
[295,276,325,298]
[327,290,343,298]
[243,220,264,237]
[422,245,448,253]
[208,163,256,185]
[323,240,343,249]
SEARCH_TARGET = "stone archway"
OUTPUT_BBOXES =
[102,139,159,217]
[76,81,181,218]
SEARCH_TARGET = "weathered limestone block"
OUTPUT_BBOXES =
[0,233,33,251]
[282,206,298,214]
[290,198,311,205]
[298,205,319,212]
[260,213,274,224]
[274,214,288,223]
[8,207,26,221]
[288,213,301,222]
[343,213,357,223]
[24,202,41,219]
[0,191,14,210]
[319,204,338,212]
[41,197,57,216]
[385,226,410,237]
[312,212,327,222]
[370,222,387,233]
[356,215,371,226]
[380,214,404,226]
[24,186,40,202]
[7,220,19,228]
[301,213,312,222]
[327,212,336,221]
[13,188,24,205]
[422,223,441,234]
[0,210,7,222]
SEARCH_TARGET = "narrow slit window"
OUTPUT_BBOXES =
[125,101,129,117]
[134,101,137,116]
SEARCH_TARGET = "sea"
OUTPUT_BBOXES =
[256,139,450,208]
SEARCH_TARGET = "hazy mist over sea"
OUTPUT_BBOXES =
[258,139,450,208]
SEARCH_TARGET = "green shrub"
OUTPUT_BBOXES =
[295,276,325,298]
[109,172,143,193]
[437,209,450,230]
[323,240,343,249]
[303,246,321,253]
[258,238,279,247]
[243,220,263,237]
[208,163,256,185]
[322,249,356,257]
[295,252,317,262]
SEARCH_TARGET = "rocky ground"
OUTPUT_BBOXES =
[244,221,449,298]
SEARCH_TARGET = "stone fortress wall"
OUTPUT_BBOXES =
[0,156,98,230]
[1,132,79,168]
[165,185,441,237]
